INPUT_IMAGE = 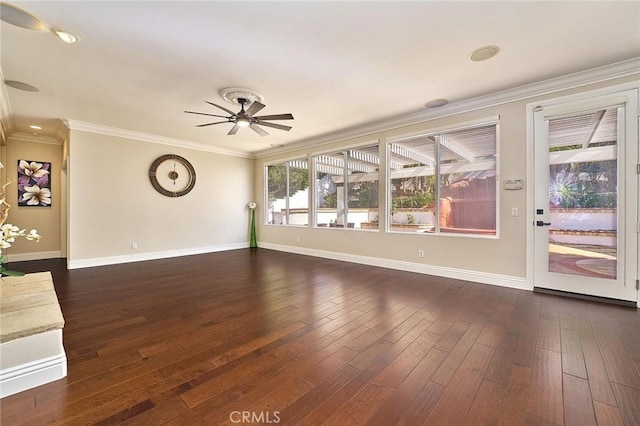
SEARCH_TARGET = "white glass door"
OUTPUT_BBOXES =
[533,90,638,302]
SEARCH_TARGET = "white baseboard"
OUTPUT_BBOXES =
[5,251,62,262]
[0,354,67,398]
[259,242,531,291]
[68,242,248,269]
[68,241,530,291]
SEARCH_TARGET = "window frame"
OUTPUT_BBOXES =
[311,140,381,231]
[264,155,311,227]
[386,116,501,239]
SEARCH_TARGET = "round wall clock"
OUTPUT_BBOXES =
[149,154,196,197]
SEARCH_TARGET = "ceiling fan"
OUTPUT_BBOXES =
[185,97,294,137]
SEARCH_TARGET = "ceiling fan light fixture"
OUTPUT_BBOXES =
[52,28,77,44]
[236,117,251,127]
[186,91,293,136]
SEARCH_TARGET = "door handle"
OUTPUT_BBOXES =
[536,221,551,227]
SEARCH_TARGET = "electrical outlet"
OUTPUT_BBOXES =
[418,249,424,258]
[296,236,301,243]
[511,207,518,217]
[131,242,137,249]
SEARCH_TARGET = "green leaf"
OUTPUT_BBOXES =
[0,269,26,277]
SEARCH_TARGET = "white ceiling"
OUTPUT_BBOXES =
[1,1,639,155]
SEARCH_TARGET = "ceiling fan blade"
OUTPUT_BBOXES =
[196,121,229,127]
[205,101,237,116]
[256,121,292,132]
[249,123,269,137]
[228,123,241,135]
[245,101,266,117]
[185,110,229,119]
[253,113,294,121]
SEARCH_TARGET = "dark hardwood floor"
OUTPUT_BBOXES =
[1,249,639,425]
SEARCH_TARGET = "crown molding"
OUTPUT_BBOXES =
[253,58,640,158]
[65,120,252,159]
[8,132,60,145]
[0,68,14,145]
[0,119,8,146]
[54,120,69,143]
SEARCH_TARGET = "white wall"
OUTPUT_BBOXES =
[67,129,253,268]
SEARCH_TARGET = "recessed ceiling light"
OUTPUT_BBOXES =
[0,3,78,44]
[469,45,500,62]
[0,2,44,30]
[29,125,42,130]
[52,28,77,44]
[425,99,449,108]
[4,80,40,92]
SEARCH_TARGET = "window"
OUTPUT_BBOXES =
[388,121,497,236]
[314,143,379,229]
[266,159,309,225]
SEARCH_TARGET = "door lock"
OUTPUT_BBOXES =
[536,221,551,227]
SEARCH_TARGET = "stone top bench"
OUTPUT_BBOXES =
[0,272,65,343]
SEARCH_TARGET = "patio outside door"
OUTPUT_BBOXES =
[533,89,638,302]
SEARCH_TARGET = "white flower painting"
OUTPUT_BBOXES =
[18,160,52,207]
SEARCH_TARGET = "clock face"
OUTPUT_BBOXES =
[149,154,196,197]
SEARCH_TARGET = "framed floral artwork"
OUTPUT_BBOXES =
[17,160,52,207]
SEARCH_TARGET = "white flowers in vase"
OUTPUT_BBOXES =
[1,225,40,249]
